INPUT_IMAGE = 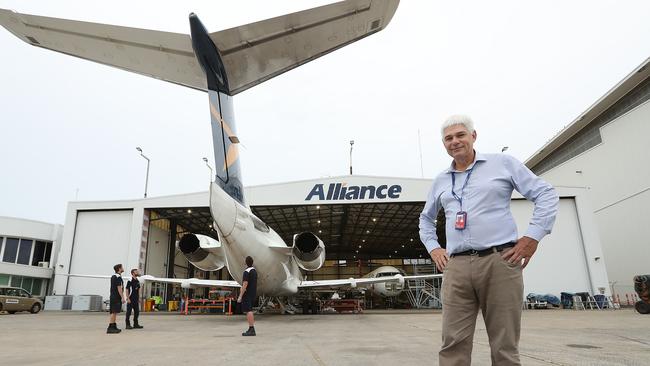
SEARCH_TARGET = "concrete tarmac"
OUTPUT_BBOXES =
[1,309,649,366]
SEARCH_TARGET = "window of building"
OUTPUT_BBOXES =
[44,242,52,263]
[0,236,3,257]
[31,279,43,296]
[21,277,33,293]
[3,238,19,263]
[0,274,9,286]
[10,275,23,288]
[17,239,33,265]
[32,241,46,266]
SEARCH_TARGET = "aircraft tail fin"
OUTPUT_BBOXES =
[207,90,244,203]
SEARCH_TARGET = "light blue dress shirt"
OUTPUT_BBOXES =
[419,152,559,255]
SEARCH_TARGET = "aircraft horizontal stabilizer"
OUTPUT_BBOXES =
[0,0,399,95]
[211,0,399,95]
[0,8,205,91]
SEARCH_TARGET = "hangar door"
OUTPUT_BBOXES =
[511,198,592,295]
[66,210,133,298]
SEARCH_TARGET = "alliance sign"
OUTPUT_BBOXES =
[305,183,402,201]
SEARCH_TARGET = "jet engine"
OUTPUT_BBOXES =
[292,232,326,271]
[178,233,226,271]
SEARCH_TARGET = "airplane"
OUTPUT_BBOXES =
[364,265,410,297]
[0,0,442,303]
[67,265,421,299]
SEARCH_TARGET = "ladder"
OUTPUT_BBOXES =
[405,264,443,309]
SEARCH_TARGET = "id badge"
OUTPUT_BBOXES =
[455,211,467,230]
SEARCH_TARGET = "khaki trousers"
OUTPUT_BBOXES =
[439,252,524,366]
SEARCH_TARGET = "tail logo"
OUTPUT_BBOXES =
[210,102,240,170]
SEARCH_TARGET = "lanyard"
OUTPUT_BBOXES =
[451,167,474,210]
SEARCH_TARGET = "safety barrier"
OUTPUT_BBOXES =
[183,297,234,315]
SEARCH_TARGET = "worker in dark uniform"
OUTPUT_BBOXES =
[107,263,125,334]
[125,268,143,330]
[238,256,257,336]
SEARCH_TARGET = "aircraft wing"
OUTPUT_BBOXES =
[298,273,442,290]
[60,273,240,289]
[0,0,399,95]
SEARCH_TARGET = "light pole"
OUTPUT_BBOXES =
[136,147,150,198]
[202,157,213,182]
[349,140,354,175]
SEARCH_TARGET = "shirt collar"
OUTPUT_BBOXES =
[445,151,487,173]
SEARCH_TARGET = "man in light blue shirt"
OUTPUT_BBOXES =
[419,115,558,366]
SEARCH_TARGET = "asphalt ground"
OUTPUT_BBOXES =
[1,308,649,365]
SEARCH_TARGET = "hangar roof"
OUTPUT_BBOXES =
[251,202,428,260]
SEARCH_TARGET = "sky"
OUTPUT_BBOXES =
[1,0,649,225]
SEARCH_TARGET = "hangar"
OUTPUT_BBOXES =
[527,57,650,296]
[52,174,609,305]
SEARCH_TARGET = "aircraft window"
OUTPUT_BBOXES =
[250,215,270,233]
[377,272,398,277]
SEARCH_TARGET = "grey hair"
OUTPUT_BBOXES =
[441,114,475,137]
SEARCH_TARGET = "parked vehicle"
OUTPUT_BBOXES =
[0,286,43,314]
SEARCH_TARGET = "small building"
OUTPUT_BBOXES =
[0,216,63,297]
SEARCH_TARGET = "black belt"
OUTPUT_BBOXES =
[451,242,516,257]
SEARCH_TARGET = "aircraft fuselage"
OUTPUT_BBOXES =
[210,181,305,296]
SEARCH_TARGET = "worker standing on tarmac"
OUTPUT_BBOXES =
[238,256,257,336]
[107,264,125,334]
[125,268,144,330]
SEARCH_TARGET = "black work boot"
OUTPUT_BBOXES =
[125,320,133,330]
[242,326,256,336]
[107,323,121,334]
[133,320,143,329]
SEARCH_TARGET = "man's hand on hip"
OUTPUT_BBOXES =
[430,248,449,272]
[502,236,539,268]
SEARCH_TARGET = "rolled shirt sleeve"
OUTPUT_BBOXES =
[504,155,559,242]
[419,184,442,253]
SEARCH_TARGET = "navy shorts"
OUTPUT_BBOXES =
[241,298,253,313]
[109,299,122,313]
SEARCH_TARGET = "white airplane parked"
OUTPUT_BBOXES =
[0,0,441,300]
[364,265,410,297]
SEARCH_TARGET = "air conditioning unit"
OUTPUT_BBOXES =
[38,261,50,268]
[72,295,104,311]
[45,295,73,310]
